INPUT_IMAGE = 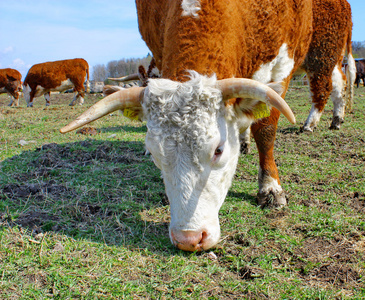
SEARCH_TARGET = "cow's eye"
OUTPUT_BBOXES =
[214,145,224,156]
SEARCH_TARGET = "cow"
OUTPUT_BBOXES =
[23,58,90,107]
[355,59,365,88]
[301,0,355,131]
[60,0,353,252]
[0,68,22,107]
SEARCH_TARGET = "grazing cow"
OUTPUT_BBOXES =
[355,59,365,88]
[301,0,355,131]
[60,0,352,251]
[23,58,90,107]
[0,68,22,107]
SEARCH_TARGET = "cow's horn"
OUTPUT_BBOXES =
[60,86,145,133]
[217,78,296,124]
[108,73,139,82]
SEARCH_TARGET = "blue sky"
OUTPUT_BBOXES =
[1,0,364,79]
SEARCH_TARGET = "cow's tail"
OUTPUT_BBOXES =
[86,66,90,93]
[345,27,356,113]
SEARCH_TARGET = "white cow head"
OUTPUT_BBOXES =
[143,74,240,251]
[22,84,32,106]
[60,72,295,251]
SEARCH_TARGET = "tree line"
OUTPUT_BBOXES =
[92,54,152,82]
[92,41,365,82]
[352,41,365,59]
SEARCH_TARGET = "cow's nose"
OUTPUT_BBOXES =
[170,230,208,252]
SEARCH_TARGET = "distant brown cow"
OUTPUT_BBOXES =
[0,68,22,107]
[355,59,365,88]
[23,58,89,107]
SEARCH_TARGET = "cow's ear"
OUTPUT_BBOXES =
[231,81,286,121]
[267,82,284,96]
[6,75,17,81]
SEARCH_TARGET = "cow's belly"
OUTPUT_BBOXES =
[34,85,46,97]
[35,79,75,96]
[252,44,294,83]
[0,87,7,94]
[53,79,74,92]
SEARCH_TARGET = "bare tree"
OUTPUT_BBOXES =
[92,64,107,82]
[352,41,365,58]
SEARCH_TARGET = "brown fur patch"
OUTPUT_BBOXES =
[0,68,22,101]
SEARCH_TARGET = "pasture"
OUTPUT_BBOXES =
[0,86,364,299]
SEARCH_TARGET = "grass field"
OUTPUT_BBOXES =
[0,85,364,299]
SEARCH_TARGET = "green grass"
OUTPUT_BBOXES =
[0,87,364,299]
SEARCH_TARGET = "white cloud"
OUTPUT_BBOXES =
[12,58,25,68]
[2,46,14,54]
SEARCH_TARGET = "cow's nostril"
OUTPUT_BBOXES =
[199,231,208,246]
[171,230,205,251]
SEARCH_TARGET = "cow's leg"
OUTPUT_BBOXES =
[27,91,36,107]
[330,66,346,130]
[12,96,19,107]
[302,72,332,132]
[8,96,14,107]
[345,55,356,114]
[77,92,85,105]
[8,96,17,107]
[251,108,286,208]
[239,127,251,154]
[69,92,77,106]
[69,91,84,106]
[44,92,51,106]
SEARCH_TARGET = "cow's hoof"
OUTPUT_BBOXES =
[257,190,287,209]
[329,116,344,130]
[27,104,33,108]
[240,142,251,154]
[300,125,314,133]
[69,102,76,106]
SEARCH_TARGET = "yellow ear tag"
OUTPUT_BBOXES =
[252,102,271,119]
[123,108,139,121]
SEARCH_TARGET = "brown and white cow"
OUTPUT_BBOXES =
[355,59,365,88]
[301,0,355,131]
[0,68,22,107]
[61,0,353,251]
[23,58,90,107]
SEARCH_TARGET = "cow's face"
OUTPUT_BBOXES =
[23,84,31,105]
[143,73,241,251]
[5,75,22,97]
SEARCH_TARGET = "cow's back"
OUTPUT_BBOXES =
[136,0,313,81]
[0,68,22,86]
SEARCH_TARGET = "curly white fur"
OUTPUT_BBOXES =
[143,71,223,168]
[181,0,201,17]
